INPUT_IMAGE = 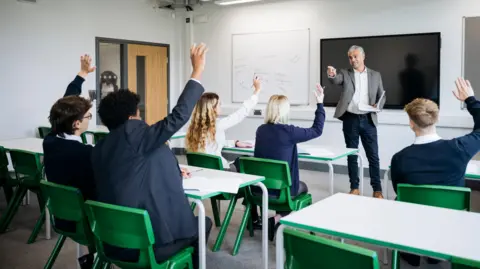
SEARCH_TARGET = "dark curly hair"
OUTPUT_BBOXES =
[49,96,92,136]
[98,89,140,130]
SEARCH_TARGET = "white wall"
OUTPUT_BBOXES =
[0,0,185,140]
[190,0,480,168]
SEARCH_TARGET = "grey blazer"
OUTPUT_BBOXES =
[328,67,386,126]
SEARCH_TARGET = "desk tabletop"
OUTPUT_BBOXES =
[180,164,264,200]
[280,193,480,261]
[466,160,480,179]
[222,144,358,161]
[0,137,44,154]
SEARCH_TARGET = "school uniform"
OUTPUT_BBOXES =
[91,79,209,269]
[43,75,96,232]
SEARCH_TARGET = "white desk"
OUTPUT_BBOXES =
[275,193,480,269]
[180,165,268,269]
[222,144,362,195]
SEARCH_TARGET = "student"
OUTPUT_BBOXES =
[43,54,96,268]
[252,84,326,240]
[390,77,480,267]
[185,77,261,170]
[91,44,209,269]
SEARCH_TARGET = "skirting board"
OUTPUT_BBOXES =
[173,147,480,191]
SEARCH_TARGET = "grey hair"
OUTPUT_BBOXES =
[348,45,365,55]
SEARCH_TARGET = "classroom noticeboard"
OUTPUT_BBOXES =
[231,29,310,105]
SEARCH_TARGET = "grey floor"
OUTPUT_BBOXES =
[0,155,478,268]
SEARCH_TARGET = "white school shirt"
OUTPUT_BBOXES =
[414,133,442,145]
[347,67,370,114]
[202,94,258,168]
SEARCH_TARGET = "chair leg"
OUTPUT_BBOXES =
[231,203,251,256]
[27,192,46,244]
[3,185,14,204]
[210,198,221,227]
[0,186,27,232]
[91,256,101,269]
[191,202,196,211]
[391,250,399,269]
[44,235,67,269]
[101,261,111,269]
[212,196,238,252]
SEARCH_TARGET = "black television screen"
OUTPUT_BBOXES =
[320,32,441,109]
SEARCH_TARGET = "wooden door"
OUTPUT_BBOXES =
[127,44,168,125]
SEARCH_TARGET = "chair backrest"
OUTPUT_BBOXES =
[81,131,93,145]
[452,257,480,269]
[38,127,51,139]
[397,184,471,211]
[9,149,43,187]
[239,157,292,204]
[93,132,108,144]
[284,228,379,269]
[84,200,157,268]
[186,152,224,170]
[40,180,93,244]
[0,147,8,174]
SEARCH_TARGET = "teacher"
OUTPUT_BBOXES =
[327,45,386,198]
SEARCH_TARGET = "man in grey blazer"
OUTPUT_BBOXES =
[327,45,386,198]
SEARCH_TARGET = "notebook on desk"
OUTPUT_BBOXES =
[183,176,242,194]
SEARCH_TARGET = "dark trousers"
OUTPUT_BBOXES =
[250,181,309,220]
[155,217,213,269]
[342,112,382,192]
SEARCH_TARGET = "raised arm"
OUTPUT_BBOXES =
[327,66,344,86]
[64,54,96,97]
[218,76,261,131]
[143,44,207,149]
[289,84,326,143]
[452,78,480,158]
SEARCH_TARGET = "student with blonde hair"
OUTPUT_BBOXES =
[185,77,261,170]
[251,84,326,240]
[391,78,480,266]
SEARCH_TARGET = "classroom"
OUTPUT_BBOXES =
[1,0,480,268]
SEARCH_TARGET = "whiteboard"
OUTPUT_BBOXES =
[231,29,310,105]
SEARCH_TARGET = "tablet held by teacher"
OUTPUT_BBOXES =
[327,45,386,198]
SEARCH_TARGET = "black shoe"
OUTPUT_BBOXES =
[427,257,441,265]
[252,219,262,230]
[78,253,95,269]
[267,218,281,242]
[399,252,420,267]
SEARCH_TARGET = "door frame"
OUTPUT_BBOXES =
[94,37,171,120]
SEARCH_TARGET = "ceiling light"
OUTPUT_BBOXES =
[215,0,262,6]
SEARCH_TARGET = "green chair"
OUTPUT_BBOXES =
[38,126,51,139]
[186,152,242,252]
[452,257,480,269]
[0,149,46,244]
[233,157,312,255]
[40,180,105,269]
[81,131,94,145]
[84,200,194,269]
[392,184,471,269]
[284,228,380,269]
[0,146,15,204]
[93,132,108,144]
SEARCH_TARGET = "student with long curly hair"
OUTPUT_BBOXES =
[185,77,261,170]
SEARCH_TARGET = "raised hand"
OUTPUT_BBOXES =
[453,77,474,102]
[327,66,336,77]
[79,54,96,78]
[253,76,261,95]
[235,141,253,148]
[190,43,208,80]
[314,83,325,104]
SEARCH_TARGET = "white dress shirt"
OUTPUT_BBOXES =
[57,133,83,143]
[347,67,369,114]
[414,133,442,145]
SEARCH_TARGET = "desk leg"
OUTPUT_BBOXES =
[327,161,334,195]
[255,182,268,269]
[384,168,390,200]
[193,199,206,269]
[45,208,51,240]
[275,225,285,269]
[357,153,364,196]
